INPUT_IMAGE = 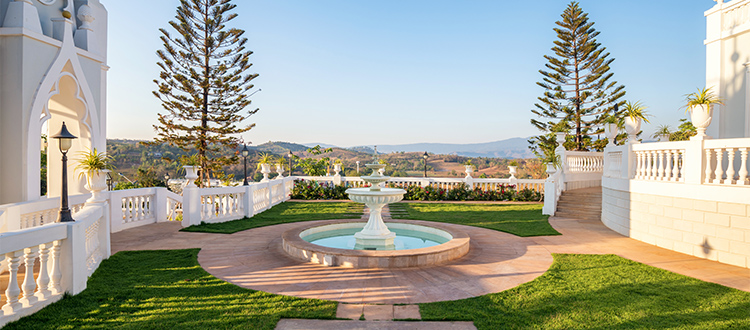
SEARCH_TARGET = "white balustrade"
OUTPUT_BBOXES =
[631,143,687,182]
[0,194,88,232]
[199,186,245,223]
[565,151,604,173]
[704,139,750,186]
[295,176,546,193]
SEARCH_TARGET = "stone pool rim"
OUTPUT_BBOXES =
[282,219,470,268]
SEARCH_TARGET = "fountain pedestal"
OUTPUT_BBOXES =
[346,163,405,250]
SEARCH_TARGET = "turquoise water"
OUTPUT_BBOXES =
[304,227,450,251]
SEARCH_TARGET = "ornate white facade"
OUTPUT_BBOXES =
[0,0,108,204]
[705,0,750,139]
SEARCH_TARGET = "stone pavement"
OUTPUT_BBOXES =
[275,319,477,330]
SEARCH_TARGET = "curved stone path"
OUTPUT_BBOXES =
[111,206,749,306]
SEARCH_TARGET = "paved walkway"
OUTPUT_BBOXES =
[111,204,750,308]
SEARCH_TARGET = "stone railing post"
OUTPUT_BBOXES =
[542,163,558,215]
[154,188,167,223]
[681,140,706,185]
[182,186,201,227]
[250,183,255,218]
[59,220,88,295]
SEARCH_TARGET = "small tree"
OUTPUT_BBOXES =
[152,0,259,187]
[530,1,626,153]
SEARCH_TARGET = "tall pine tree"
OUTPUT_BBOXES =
[530,1,625,154]
[152,0,258,186]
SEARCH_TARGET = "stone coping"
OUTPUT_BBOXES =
[282,219,470,268]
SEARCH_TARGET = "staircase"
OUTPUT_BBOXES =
[554,187,602,221]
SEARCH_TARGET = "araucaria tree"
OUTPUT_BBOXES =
[153,0,258,186]
[530,1,625,154]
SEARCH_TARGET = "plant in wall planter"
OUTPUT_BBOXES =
[685,87,723,140]
[623,101,650,144]
[76,148,114,203]
[333,159,343,176]
[257,153,275,182]
[603,115,621,147]
[275,157,286,178]
[463,160,475,176]
[651,124,672,142]
[508,160,519,178]
[180,154,201,188]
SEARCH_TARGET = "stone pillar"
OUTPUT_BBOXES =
[2,0,43,34]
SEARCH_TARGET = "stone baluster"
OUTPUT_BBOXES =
[666,150,674,180]
[638,152,645,179]
[49,241,63,295]
[705,149,714,183]
[714,148,725,184]
[646,151,653,180]
[675,151,683,181]
[738,148,749,185]
[19,247,39,306]
[657,150,665,179]
[2,251,24,313]
[726,148,736,184]
[35,243,52,300]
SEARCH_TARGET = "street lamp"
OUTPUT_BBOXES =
[287,150,293,176]
[51,122,78,223]
[423,151,429,178]
[241,144,250,185]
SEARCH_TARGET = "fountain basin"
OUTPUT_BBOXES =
[282,220,470,268]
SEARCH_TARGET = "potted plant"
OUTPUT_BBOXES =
[257,153,275,182]
[275,157,286,178]
[333,159,343,176]
[377,158,388,175]
[623,101,650,144]
[463,160,475,176]
[75,148,114,202]
[180,154,201,188]
[508,160,519,178]
[651,125,672,142]
[685,87,723,140]
[603,115,621,147]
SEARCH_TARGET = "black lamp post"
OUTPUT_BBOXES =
[241,144,250,185]
[287,151,293,176]
[51,122,78,223]
[423,151,429,178]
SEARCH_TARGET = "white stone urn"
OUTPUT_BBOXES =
[658,134,670,142]
[688,104,713,140]
[84,169,110,203]
[546,162,557,179]
[508,166,517,179]
[183,166,200,188]
[334,163,342,176]
[623,117,641,144]
[464,165,474,177]
[260,163,272,182]
[275,164,285,178]
[604,123,618,147]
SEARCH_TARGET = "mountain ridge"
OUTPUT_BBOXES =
[303,137,533,158]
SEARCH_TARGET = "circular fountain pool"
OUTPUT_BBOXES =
[282,220,470,268]
[302,222,452,251]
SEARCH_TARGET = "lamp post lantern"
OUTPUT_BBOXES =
[51,122,78,222]
[423,151,429,178]
[241,144,250,185]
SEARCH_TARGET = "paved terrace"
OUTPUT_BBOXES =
[111,201,749,307]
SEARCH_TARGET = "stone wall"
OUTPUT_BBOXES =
[602,186,750,268]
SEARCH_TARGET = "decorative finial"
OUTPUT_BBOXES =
[715,0,723,4]
[77,5,95,30]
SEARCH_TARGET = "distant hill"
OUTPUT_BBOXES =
[348,138,533,159]
[253,141,309,153]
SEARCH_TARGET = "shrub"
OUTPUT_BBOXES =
[290,180,348,200]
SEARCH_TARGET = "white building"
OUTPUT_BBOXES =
[0,0,108,204]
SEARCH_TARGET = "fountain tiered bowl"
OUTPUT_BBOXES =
[281,163,470,268]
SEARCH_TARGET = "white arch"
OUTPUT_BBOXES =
[25,23,102,200]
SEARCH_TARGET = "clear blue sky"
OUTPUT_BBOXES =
[103,0,713,147]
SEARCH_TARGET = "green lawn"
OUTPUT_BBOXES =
[5,249,336,330]
[180,202,364,234]
[390,202,560,237]
[420,254,750,329]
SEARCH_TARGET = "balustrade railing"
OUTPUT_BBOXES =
[0,203,109,327]
[0,194,88,233]
[200,186,245,223]
[565,151,604,173]
[632,142,688,182]
[703,139,750,186]
[295,175,545,193]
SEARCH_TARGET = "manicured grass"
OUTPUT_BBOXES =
[5,249,336,330]
[420,254,750,329]
[389,203,560,237]
[181,202,364,234]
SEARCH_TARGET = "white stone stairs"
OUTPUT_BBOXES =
[554,187,602,222]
